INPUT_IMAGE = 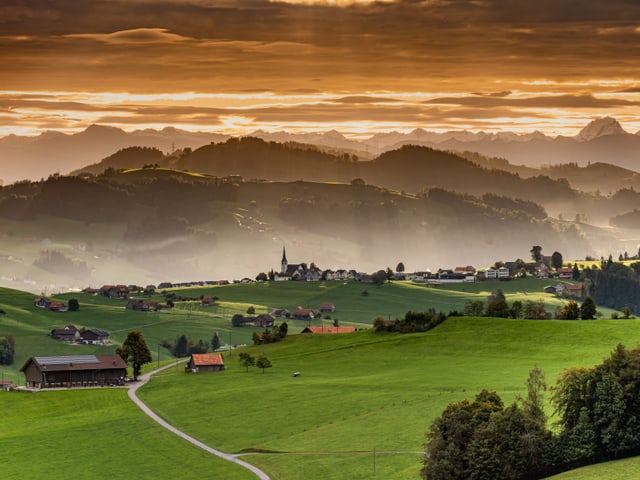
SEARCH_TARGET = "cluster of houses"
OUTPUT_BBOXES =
[49,325,110,345]
[34,297,68,312]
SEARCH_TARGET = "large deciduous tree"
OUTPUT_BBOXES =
[116,330,152,381]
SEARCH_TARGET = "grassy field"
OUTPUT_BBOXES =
[546,456,640,479]
[0,388,256,480]
[138,316,640,480]
[1,280,636,479]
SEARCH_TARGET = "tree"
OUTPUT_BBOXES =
[372,269,387,287]
[580,296,597,320]
[278,322,288,338]
[238,352,255,372]
[396,262,405,274]
[551,251,563,270]
[0,336,15,365]
[485,299,510,318]
[510,300,524,319]
[524,300,547,319]
[386,267,394,281]
[560,301,580,320]
[116,330,152,381]
[572,263,580,281]
[531,245,543,263]
[463,300,485,317]
[256,354,272,373]
[174,334,189,357]
[211,331,221,351]
[67,298,79,311]
[255,272,268,282]
[247,306,256,314]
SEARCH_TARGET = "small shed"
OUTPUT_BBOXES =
[186,353,225,373]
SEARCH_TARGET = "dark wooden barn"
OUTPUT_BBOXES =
[20,354,127,389]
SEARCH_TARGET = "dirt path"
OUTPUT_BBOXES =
[127,360,271,480]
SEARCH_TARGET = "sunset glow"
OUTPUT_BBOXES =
[1,1,640,138]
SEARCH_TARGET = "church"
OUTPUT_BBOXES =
[275,246,322,281]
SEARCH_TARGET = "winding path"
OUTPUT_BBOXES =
[127,361,271,480]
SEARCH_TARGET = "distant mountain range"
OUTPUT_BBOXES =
[2,117,640,184]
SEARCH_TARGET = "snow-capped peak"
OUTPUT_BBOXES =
[576,117,627,142]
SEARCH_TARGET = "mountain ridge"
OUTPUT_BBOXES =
[2,117,640,184]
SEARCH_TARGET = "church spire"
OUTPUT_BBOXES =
[281,245,288,273]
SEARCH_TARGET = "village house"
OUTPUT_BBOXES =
[271,308,290,318]
[557,267,574,279]
[99,284,130,299]
[186,353,225,373]
[50,325,80,342]
[320,303,335,313]
[34,297,52,308]
[291,306,320,320]
[80,328,110,345]
[126,299,159,312]
[20,354,127,389]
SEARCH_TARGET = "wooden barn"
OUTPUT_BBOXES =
[186,353,225,373]
[20,354,127,389]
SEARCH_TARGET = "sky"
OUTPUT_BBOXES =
[2,0,640,137]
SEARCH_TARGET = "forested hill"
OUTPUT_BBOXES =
[0,168,597,289]
[74,138,579,204]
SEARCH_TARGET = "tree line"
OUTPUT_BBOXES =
[422,344,640,479]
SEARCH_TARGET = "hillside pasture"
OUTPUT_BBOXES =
[0,389,255,480]
[139,316,640,480]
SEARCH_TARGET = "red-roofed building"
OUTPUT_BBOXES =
[291,307,319,320]
[301,326,356,334]
[320,303,335,313]
[186,353,225,373]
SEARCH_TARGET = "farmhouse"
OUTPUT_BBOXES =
[301,326,357,334]
[80,328,109,345]
[186,353,225,372]
[51,325,80,342]
[320,303,335,313]
[291,306,320,320]
[20,354,127,389]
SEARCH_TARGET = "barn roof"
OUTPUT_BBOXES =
[20,354,127,372]
[301,326,356,334]
[190,353,225,366]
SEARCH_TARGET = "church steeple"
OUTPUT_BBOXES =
[281,246,288,273]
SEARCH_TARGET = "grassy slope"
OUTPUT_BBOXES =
[0,281,631,479]
[139,316,640,480]
[546,456,640,479]
[0,389,255,480]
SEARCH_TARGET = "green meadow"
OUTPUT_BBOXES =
[0,280,637,479]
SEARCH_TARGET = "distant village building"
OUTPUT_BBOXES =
[50,325,110,345]
[20,354,127,389]
[186,353,225,372]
